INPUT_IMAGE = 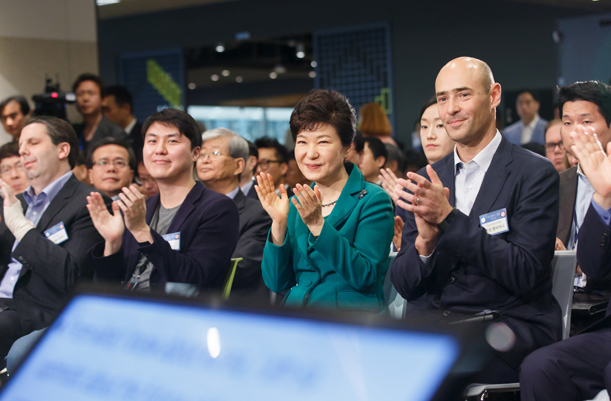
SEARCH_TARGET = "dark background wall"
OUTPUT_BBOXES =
[97,0,588,146]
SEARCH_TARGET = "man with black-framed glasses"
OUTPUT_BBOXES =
[254,136,294,198]
[86,137,136,200]
[544,119,568,173]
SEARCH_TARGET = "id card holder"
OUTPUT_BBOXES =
[162,232,181,250]
[44,222,69,245]
[479,209,509,236]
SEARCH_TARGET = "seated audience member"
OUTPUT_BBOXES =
[0,142,28,195]
[0,96,31,141]
[137,161,159,198]
[197,128,272,292]
[257,89,394,311]
[72,151,91,186]
[87,108,239,291]
[0,116,105,362]
[345,129,365,166]
[359,102,398,146]
[285,150,311,189]
[360,137,387,184]
[103,85,144,161]
[87,137,136,200]
[71,73,126,153]
[520,120,611,401]
[391,57,561,383]
[240,140,258,199]
[385,143,406,179]
[403,148,428,173]
[255,136,293,197]
[544,119,569,173]
[419,97,455,164]
[503,90,548,145]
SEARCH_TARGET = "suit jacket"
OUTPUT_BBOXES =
[557,166,578,246]
[577,205,611,323]
[128,121,144,162]
[391,137,562,368]
[231,190,272,291]
[73,116,127,153]
[0,174,106,331]
[262,164,395,311]
[91,182,240,290]
[245,180,259,200]
[503,117,548,145]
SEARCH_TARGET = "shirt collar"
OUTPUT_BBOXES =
[522,114,540,130]
[226,186,240,200]
[124,118,138,135]
[23,171,73,206]
[240,178,254,194]
[576,163,591,184]
[454,130,502,175]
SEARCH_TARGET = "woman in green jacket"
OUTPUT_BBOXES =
[256,89,395,311]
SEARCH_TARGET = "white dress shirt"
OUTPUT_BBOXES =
[520,114,540,145]
[124,117,137,135]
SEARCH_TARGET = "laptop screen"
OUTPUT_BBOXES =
[0,294,462,401]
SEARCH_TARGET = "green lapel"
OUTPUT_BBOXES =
[319,163,366,230]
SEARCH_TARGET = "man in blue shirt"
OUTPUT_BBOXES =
[520,87,611,401]
[0,116,105,363]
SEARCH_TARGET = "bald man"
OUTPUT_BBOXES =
[391,57,561,383]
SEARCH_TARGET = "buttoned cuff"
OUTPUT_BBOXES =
[591,199,611,226]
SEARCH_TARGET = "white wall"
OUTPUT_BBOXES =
[0,0,98,144]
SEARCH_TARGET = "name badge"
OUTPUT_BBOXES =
[480,209,509,236]
[162,232,180,250]
[44,222,69,245]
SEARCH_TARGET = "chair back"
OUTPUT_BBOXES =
[222,257,242,300]
[384,252,407,319]
[550,250,577,340]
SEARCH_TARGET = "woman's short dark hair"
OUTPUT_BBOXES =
[23,116,79,168]
[289,89,356,147]
[141,108,202,150]
[558,81,611,127]
[419,97,438,121]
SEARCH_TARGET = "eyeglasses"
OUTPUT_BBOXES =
[0,161,24,175]
[545,142,565,151]
[198,150,226,160]
[93,158,129,169]
[257,159,281,170]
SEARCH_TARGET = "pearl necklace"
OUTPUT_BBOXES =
[321,199,338,207]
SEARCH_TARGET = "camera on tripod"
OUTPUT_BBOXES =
[31,78,76,120]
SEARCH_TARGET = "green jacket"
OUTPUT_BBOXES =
[262,164,394,311]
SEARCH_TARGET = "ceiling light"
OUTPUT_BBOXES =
[188,83,196,90]
[215,43,225,53]
[311,61,317,68]
[96,0,119,5]
[273,64,287,74]
[296,43,305,59]
[222,70,230,77]
[269,72,278,79]
[211,74,219,81]
[309,71,316,78]
[236,76,243,83]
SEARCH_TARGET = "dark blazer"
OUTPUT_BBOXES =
[557,166,578,246]
[577,205,611,323]
[91,182,240,290]
[262,164,395,311]
[231,190,272,291]
[391,137,562,368]
[0,174,106,331]
[73,116,127,153]
[128,121,144,162]
[245,180,258,200]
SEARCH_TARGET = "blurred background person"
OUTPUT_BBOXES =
[285,150,311,189]
[255,136,293,197]
[345,129,364,167]
[71,151,91,186]
[0,96,31,142]
[240,140,259,200]
[544,119,569,173]
[0,142,28,195]
[358,102,398,146]
[71,73,126,152]
[87,137,136,200]
[360,137,387,184]
[137,161,159,199]
[102,85,144,162]
[503,90,548,145]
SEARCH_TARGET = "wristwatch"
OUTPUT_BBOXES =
[438,208,457,232]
